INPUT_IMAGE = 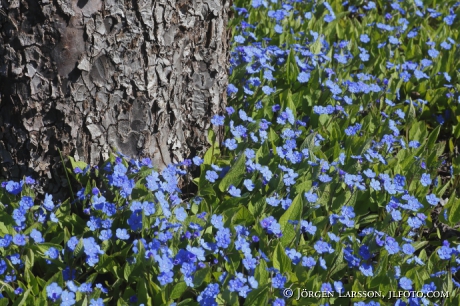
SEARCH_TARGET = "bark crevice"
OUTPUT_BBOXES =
[0,0,229,195]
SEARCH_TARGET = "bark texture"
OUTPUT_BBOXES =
[0,0,230,193]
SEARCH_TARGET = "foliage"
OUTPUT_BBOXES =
[1,0,460,305]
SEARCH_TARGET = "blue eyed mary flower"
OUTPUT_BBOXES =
[116,228,130,240]
[205,171,219,183]
[228,185,241,197]
[304,190,318,203]
[426,194,439,206]
[297,71,310,83]
[211,115,225,126]
[360,34,370,43]
[47,283,63,302]
[420,173,431,187]
[243,179,255,191]
[399,277,413,290]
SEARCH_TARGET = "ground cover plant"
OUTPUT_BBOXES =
[1,0,460,305]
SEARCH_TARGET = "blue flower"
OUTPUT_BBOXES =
[262,86,275,95]
[420,173,431,186]
[385,237,400,255]
[426,194,439,206]
[402,244,415,255]
[234,35,245,44]
[252,0,264,9]
[66,237,79,251]
[274,24,283,34]
[243,179,255,191]
[388,36,399,45]
[197,283,220,306]
[89,298,104,306]
[297,71,310,83]
[19,196,34,210]
[30,229,44,243]
[99,230,112,241]
[437,245,452,260]
[260,216,282,237]
[272,298,285,306]
[205,170,219,183]
[175,207,187,222]
[301,256,316,268]
[304,190,318,203]
[228,185,241,197]
[43,193,55,211]
[127,211,143,231]
[45,247,59,260]
[441,41,451,50]
[300,221,317,235]
[227,84,238,96]
[321,282,333,293]
[193,156,204,166]
[13,234,26,246]
[266,196,280,207]
[360,34,370,43]
[211,115,225,126]
[216,228,231,249]
[224,138,238,150]
[46,283,62,302]
[116,228,130,240]
[370,179,381,191]
[285,248,302,265]
[5,181,22,195]
[391,210,402,221]
[399,277,413,290]
[319,257,327,270]
[429,48,440,58]
[314,240,334,254]
[359,263,374,277]
[78,283,92,294]
[444,14,456,25]
[158,270,174,286]
[272,273,287,289]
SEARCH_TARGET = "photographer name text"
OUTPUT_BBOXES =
[282,288,449,300]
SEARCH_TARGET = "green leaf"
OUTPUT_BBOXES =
[67,155,88,172]
[407,99,417,122]
[272,243,291,273]
[328,246,347,278]
[177,299,194,305]
[310,37,322,54]
[369,253,388,288]
[124,263,134,282]
[73,239,84,258]
[194,267,211,287]
[207,129,216,146]
[426,125,440,151]
[218,152,246,192]
[254,260,269,286]
[169,282,187,300]
[319,114,328,126]
[136,281,149,305]
[0,299,9,306]
[448,197,460,227]
[279,194,303,247]
[203,147,214,166]
[243,284,269,306]
[232,205,255,227]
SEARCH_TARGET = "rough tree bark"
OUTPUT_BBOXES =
[0,0,230,194]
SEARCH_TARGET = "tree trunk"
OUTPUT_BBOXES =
[0,0,230,194]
